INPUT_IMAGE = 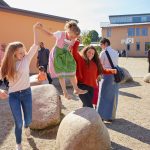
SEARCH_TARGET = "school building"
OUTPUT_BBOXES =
[101,13,150,57]
[0,0,75,73]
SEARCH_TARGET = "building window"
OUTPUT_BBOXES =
[136,28,140,36]
[145,42,150,51]
[136,42,140,51]
[127,44,130,51]
[128,28,135,36]
[142,28,148,36]
[107,28,111,37]
[147,16,150,22]
[132,17,141,23]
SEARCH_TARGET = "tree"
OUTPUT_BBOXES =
[81,31,91,46]
[89,30,99,42]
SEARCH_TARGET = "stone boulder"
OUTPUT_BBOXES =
[30,84,61,129]
[121,67,133,83]
[56,107,111,150]
[30,74,48,86]
[143,73,150,83]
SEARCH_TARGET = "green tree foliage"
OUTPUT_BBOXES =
[95,46,102,54]
[89,30,99,42]
[81,31,91,46]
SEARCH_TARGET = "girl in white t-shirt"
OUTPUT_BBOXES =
[0,23,41,150]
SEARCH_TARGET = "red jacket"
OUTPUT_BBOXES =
[72,41,114,88]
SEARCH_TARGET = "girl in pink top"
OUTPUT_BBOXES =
[39,21,87,99]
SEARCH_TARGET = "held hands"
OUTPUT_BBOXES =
[76,35,82,42]
[33,22,43,30]
[0,89,8,100]
[114,69,117,74]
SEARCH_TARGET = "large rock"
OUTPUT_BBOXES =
[56,107,111,150]
[30,84,61,129]
[121,67,133,83]
[30,74,48,86]
[143,73,150,83]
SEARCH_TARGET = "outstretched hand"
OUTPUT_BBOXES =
[33,22,43,30]
[0,89,8,100]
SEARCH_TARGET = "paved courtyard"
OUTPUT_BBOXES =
[0,57,150,150]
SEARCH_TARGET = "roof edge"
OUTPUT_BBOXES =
[109,13,150,18]
[0,5,78,23]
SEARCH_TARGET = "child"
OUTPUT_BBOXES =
[0,22,41,150]
[37,66,48,84]
[39,20,87,99]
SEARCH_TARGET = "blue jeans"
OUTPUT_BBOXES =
[9,87,32,144]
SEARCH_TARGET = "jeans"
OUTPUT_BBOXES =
[9,87,32,144]
[78,83,94,108]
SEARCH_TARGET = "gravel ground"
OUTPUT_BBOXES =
[0,58,150,150]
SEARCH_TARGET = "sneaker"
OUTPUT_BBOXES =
[25,127,31,138]
[16,144,22,150]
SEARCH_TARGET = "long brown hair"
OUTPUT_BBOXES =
[80,45,102,75]
[1,41,24,80]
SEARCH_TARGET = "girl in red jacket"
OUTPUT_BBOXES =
[72,40,116,108]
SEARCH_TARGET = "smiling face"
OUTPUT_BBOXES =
[86,48,95,60]
[14,47,25,61]
[67,30,78,40]
[100,43,107,50]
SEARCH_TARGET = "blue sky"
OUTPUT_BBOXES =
[4,0,150,35]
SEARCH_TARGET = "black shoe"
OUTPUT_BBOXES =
[106,119,113,123]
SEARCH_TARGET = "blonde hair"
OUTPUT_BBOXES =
[1,41,24,80]
[64,20,80,35]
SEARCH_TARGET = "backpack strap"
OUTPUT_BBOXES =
[105,50,115,69]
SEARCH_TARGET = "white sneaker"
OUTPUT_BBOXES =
[25,127,31,138]
[16,144,22,150]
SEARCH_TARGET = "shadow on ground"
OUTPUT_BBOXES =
[30,113,65,140]
[27,137,40,150]
[119,91,141,99]
[0,99,14,146]
[106,118,150,145]
[111,142,132,150]
[31,124,59,140]
[119,80,141,89]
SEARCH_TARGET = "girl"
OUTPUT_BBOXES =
[0,22,41,150]
[38,20,87,99]
[72,39,117,108]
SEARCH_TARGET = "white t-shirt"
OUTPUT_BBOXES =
[8,44,38,93]
[100,46,118,68]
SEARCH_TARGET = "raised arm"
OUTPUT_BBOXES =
[72,40,81,61]
[39,25,53,36]
[26,23,41,62]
